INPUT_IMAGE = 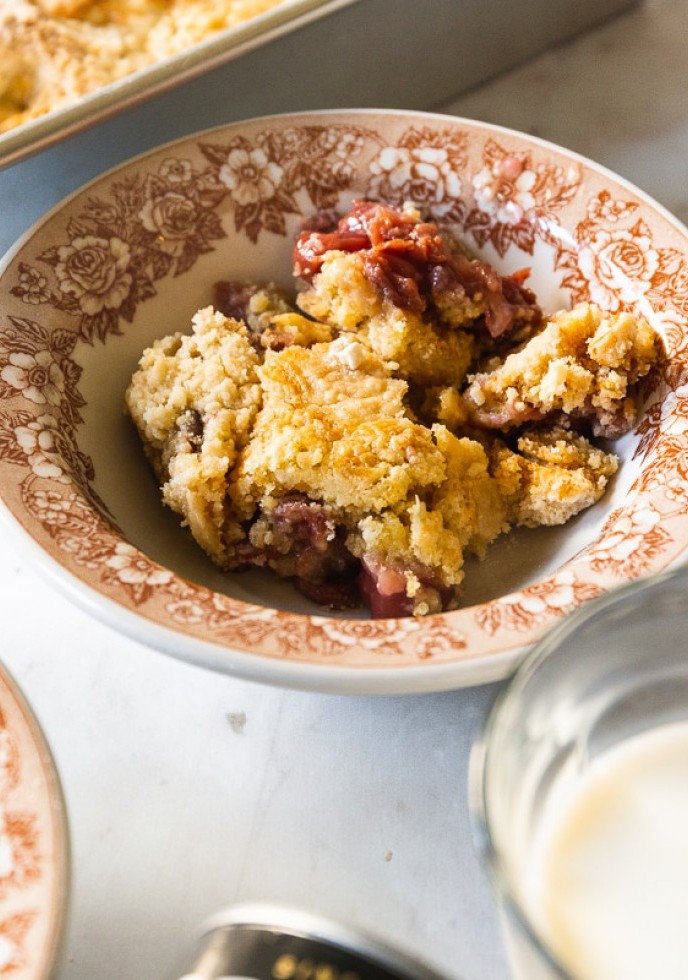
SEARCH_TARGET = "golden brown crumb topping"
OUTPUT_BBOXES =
[463,303,660,437]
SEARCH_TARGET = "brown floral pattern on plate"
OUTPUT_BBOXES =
[0,112,686,685]
[0,671,68,977]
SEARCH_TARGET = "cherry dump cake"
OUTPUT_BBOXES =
[0,0,289,133]
[125,200,662,617]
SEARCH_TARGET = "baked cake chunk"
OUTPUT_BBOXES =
[234,336,508,615]
[464,303,660,437]
[125,306,262,565]
[296,249,476,388]
[490,428,619,527]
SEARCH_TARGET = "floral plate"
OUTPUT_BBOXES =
[0,661,69,977]
[0,110,687,694]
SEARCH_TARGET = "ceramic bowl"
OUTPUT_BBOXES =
[0,660,69,978]
[0,110,686,694]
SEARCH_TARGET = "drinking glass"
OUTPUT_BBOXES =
[469,562,688,979]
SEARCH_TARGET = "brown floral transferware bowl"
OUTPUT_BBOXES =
[0,660,69,977]
[0,110,687,694]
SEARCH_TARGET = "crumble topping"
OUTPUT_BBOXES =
[463,303,660,437]
[125,306,262,564]
[125,200,662,617]
[490,428,620,528]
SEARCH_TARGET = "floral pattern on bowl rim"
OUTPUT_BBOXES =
[0,110,687,693]
[0,662,69,978]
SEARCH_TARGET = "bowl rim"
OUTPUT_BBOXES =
[0,653,71,978]
[5,107,688,260]
[0,502,524,695]
[1,107,687,694]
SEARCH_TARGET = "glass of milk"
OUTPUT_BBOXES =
[469,562,688,980]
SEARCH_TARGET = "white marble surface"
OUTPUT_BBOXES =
[1,0,687,977]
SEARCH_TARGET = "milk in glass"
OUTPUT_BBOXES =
[524,721,688,980]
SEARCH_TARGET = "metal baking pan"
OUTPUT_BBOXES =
[0,0,355,169]
[0,0,639,171]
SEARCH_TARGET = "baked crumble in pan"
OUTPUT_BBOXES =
[0,0,289,133]
[125,200,662,617]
